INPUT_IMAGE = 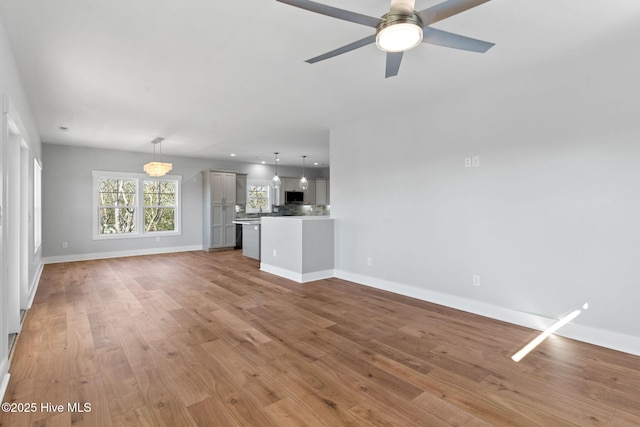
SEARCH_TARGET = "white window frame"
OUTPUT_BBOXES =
[92,171,182,240]
[246,179,272,213]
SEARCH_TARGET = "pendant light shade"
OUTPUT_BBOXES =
[144,137,172,177]
[299,155,309,190]
[144,161,173,177]
[271,152,281,189]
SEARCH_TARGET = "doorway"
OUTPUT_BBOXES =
[3,98,32,359]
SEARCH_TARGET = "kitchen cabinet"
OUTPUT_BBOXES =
[279,177,316,205]
[303,179,316,205]
[242,223,260,260]
[236,173,247,206]
[315,179,330,205]
[278,177,300,206]
[202,171,237,250]
[278,178,298,205]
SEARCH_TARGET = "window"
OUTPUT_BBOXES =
[144,180,176,232]
[98,177,137,234]
[93,171,181,239]
[247,181,271,213]
[34,159,42,254]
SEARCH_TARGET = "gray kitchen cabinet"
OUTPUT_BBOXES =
[279,177,316,205]
[303,179,316,205]
[242,223,261,260]
[236,173,247,206]
[202,171,237,250]
[278,178,299,205]
[315,179,330,205]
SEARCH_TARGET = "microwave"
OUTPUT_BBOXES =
[285,191,304,204]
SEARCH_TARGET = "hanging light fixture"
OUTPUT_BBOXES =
[299,155,309,190]
[144,137,172,177]
[271,152,281,189]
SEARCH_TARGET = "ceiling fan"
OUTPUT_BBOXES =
[277,0,495,78]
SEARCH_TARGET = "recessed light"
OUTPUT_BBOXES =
[261,161,266,164]
[313,162,319,166]
[230,153,236,157]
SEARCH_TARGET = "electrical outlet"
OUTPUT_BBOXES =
[464,157,472,168]
[62,241,68,249]
[273,249,277,257]
[367,257,372,266]
[472,155,480,167]
[473,274,480,286]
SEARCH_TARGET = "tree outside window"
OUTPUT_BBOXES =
[93,171,181,240]
[144,180,176,232]
[248,184,269,212]
[98,178,137,234]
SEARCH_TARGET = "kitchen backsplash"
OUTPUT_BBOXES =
[236,204,329,218]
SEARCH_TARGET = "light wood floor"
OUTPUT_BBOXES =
[1,250,639,426]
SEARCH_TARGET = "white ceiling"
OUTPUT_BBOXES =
[1,0,639,167]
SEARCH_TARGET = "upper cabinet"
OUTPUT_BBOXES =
[303,180,316,205]
[315,179,330,205]
[210,171,236,205]
[278,178,298,205]
[236,174,247,205]
[278,177,318,205]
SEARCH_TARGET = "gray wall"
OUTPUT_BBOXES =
[0,8,42,385]
[42,143,326,260]
[330,22,640,352]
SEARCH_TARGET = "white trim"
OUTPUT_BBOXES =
[334,269,640,357]
[92,170,182,181]
[0,361,9,403]
[301,269,335,283]
[259,263,334,283]
[41,245,201,265]
[260,264,303,282]
[27,262,43,309]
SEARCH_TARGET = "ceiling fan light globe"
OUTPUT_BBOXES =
[376,23,423,52]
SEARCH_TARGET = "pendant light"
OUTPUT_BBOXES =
[299,155,309,190]
[271,152,281,189]
[143,137,172,177]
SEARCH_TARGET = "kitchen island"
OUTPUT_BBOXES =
[260,216,334,283]
[232,219,261,260]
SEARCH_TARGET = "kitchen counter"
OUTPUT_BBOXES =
[232,218,261,225]
[259,216,334,283]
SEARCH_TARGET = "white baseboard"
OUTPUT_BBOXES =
[0,360,9,403]
[302,269,335,283]
[41,245,202,264]
[27,262,44,309]
[334,269,640,357]
[260,264,334,283]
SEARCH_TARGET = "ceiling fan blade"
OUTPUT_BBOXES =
[416,0,491,26]
[390,0,416,15]
[277,0,383,28]
[306,35,376,64]
[423,27,494,53]
[385,52,403,78]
